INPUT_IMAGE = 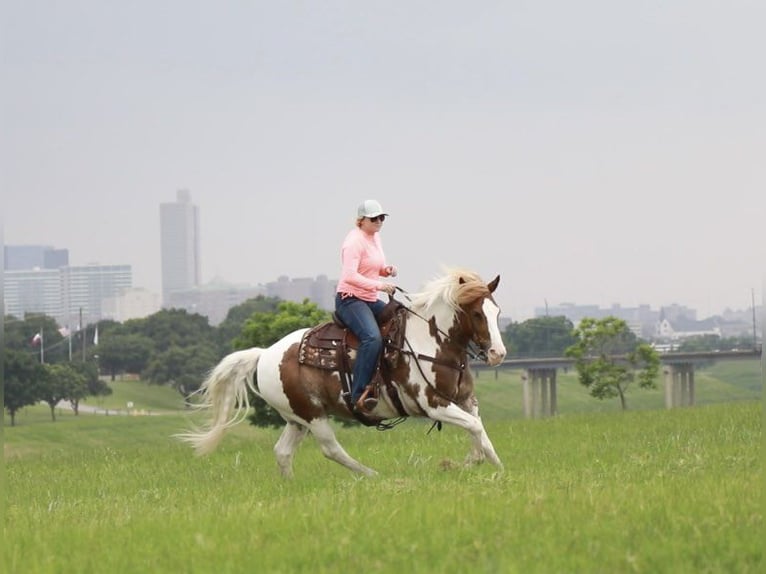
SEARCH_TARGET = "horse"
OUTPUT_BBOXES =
[177,268,507,477]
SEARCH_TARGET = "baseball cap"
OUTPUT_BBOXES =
[357,199,388,218]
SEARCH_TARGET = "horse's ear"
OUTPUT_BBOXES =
[487,275,500,293]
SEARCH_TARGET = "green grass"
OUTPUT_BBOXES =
[4,359,762,572]
[5,380,187,428]
[4,402,762,573]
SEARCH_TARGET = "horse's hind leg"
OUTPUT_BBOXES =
[274,422,308,478]
[309,419,377,477]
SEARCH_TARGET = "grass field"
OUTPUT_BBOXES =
[4,360,763,573]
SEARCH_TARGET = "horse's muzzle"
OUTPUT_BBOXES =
[486,348,506,366]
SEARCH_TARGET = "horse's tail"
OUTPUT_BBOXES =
[175,347,264,456]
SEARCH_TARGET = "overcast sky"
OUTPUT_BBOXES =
[2,1,764,320]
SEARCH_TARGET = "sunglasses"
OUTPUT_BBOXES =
[368,215,386,223]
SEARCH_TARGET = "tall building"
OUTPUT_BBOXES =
[4,245,69,270]
[160,189,200,305]
[60,264,132,327]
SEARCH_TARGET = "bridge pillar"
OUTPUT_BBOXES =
[522,368,558,418]
[663,363,696,408]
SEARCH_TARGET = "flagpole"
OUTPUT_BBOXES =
[68,325,73,361]
[80,307,86,362]
[40,327,45,364]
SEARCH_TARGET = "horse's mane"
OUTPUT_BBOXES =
[409,267,490,315]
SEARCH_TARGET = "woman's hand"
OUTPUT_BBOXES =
[383,265,398,278]
[380,283,397,296]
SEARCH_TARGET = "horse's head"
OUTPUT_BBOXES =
[455,274,507,366]
[412,269,507,367]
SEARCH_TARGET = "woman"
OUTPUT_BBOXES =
[335,199,398,414]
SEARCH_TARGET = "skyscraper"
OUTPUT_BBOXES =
[160,190,201,305]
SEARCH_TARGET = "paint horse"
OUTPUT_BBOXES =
[178,268,507,477]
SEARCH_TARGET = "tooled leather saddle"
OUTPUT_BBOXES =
[298,299,407,373]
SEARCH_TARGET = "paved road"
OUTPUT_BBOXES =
[55,400,161,416]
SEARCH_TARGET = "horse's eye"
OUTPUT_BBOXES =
[472,311,484,321]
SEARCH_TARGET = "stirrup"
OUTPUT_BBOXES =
[356,386,378,412]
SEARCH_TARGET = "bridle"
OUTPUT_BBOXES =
[389,287,491,403]
[393,286,490,362]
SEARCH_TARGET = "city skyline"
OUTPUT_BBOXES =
[4,240,760,324]
[2,2,764,321]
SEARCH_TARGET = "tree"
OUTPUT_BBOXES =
[123,309,216,353]
[237,300,330,428]
[565,316,660,411]
[3,349,45,426]
[503,316,576,357]
[216,295,281,353]
[39,363,88,421]
[4,313,69,364]
[236,299,329,350]
[142,344,219,398]
[96,333,154,380]
[69,361,111,413]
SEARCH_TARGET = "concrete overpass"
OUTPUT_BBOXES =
[473,348,761,417]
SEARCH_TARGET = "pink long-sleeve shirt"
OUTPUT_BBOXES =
[336,227,391,302]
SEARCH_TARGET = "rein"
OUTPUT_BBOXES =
[389,287,482,408]
[394,286,487,362]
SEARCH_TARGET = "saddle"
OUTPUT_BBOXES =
[298,299,407,372]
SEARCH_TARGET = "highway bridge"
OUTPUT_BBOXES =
[473,347,761,417]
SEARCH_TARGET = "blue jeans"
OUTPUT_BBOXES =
[335,293,387,401]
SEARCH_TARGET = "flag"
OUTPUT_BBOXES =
[93,326,99,346]
[31,332,42,346]
[58,326,71,338]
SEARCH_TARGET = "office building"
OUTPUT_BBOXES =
[4,268,63,319]
[265,275,337,311]
[165,282,265,326]
[101,287,162,323]
[160,189,201,305]
[4,245,69,270]
[60,264,133,327]
[4,263,132,326]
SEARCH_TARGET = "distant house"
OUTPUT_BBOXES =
[655,315,721,340]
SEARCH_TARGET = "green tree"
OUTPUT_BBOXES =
[565,316,660,411]
[216,295,281,353]
[69,361,112,413]
[39,363,88,421]
[237,300,330,428]
[123,309,215,353]
[503,315,576,357]
[96,333,154,380]
[142,344,219,398]
[236,300,329,350]
[4,313,68,364]
[3,349,45,426]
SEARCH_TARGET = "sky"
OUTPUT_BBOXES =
[2,1,764,321]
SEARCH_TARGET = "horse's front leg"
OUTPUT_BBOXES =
[429,402,503,469]
[458,396,488,467]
